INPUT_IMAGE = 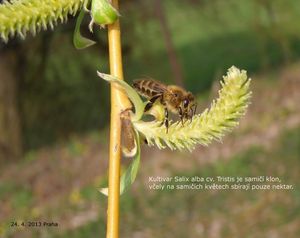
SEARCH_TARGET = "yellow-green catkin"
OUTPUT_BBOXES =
[0,0,88,42]
[133,66,252,151]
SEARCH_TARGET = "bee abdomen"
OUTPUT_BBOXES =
[132,80,145,93]
[133,80,163,98]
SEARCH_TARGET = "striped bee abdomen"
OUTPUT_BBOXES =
[133,79,166,99]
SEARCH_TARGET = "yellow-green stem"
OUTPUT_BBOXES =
[106,0,131,237]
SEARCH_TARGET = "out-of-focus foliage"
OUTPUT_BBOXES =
[123,0,300,92]
[21,30,110,149]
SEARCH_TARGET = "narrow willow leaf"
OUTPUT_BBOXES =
[99,187,108,196]
[99,131,141,196]
[97,71,145,121]
[73,8,96,49]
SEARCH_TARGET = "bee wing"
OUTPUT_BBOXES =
[133,78,167,97]
[151,80,168,93]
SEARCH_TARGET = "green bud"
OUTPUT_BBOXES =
[89,0,120,31]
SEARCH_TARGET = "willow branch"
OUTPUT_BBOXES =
[106,0,131,237]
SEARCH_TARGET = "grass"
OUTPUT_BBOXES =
[0,182,33,210]
[53,219,106,238]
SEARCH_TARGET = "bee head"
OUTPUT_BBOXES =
[183,92,194,108]
[182,92,196,119]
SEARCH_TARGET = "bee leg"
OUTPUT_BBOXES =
[188,104,197,123]
[144,95,161,112]
[193,104,197,116]
[144,102,153,112]
[164,107,169,133]
[189,108,193,122]
[178,107,184,126]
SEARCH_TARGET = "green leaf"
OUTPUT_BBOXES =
[97,71,145,121]
[73,8,96,49]
[99,131,141,196]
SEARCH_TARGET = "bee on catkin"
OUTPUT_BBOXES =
[133,79,197,132]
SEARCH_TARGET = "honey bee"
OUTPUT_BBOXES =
[133,79,197,132]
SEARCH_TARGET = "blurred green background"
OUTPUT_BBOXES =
[0,0,299,237]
